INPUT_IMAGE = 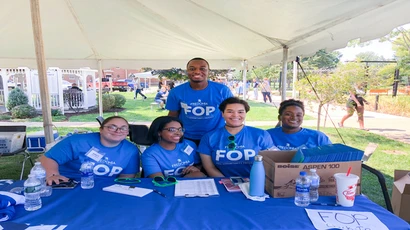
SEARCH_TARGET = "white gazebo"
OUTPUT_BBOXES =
[0,67,97,114]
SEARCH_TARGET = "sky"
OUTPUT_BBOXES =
[337,40,394,62]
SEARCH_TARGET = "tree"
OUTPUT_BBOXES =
[355,51,385,61]
[301,49,342,69]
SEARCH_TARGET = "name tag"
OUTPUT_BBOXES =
[183,145,194,156]
[85,147,104,162]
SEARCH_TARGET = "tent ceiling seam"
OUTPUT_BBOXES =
[65,0,100,59]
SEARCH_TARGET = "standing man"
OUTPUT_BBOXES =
[166,57,234,146]
[134,77,147,100]
[252,78,259,100]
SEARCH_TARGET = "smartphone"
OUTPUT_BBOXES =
[230,177,245,185]
[51,179,78,189]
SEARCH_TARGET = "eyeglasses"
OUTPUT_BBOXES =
[162,127,185,133]
[114,178,141,184]
[103,125,129,133]
[152,176,178,187]
[227,135,236,150]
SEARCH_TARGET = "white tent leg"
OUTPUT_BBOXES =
[241,60,247,100]
[292,59,298,99]
[98,60,103,117]
[281,47,288,102]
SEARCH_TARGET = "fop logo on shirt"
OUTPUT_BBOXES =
[181,101,216,117]
[215,149,256,161]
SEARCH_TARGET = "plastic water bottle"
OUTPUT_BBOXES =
[294,171,310,207]
[24,174,42,211]
[30,162,52,197]
[309,169,320,202]
[80,161,95,189]
[249,155,265,197]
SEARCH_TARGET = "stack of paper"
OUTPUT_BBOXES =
[291,144,364,163]
[103,184,152,197]
[175,179,219,197]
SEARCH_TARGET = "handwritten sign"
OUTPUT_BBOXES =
[306,209,388,230]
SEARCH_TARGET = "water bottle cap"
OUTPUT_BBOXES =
[255,155,263,161]
[34,162,41,165]
[299,171,307,176]
[310,169,316,172]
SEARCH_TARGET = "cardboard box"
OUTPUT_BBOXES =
[392,170,410,222]
[259,150,362,198]
[0,132,26,154]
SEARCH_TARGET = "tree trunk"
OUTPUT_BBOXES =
[316,103,323,131]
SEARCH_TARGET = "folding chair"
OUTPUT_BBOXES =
[128,124,153,178]
[0,126,33,180]
[361,164,393,213]
[96,116,104,126]
[128,124,152,154]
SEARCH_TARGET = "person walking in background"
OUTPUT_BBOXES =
[261,78,272,103]
[166,57,234,146]
[267,99,331,150]
[134,77,147,100]
[142,116,205,178]
[198,97,274,177]
[252,78,259,100]
[339,82,369,130]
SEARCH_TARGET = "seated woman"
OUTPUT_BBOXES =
[267,99,331,150]
[142,116,205,178]
[40,116,140,185]
[154,86,168,110]
[198,97,274,177]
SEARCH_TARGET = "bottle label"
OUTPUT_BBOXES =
[25,185,41,193]
[296,185,310,193]
[81,171,94,177]
[311,178,319,186]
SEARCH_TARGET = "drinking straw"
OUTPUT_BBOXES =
[346,166,352,177]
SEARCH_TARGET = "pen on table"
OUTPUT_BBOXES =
[153,189,166,198]
[311,202,340,206]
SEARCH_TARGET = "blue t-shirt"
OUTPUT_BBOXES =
[198,126,274,177]
[266,127,332,150]
[141,140,200,177]
[165,81,233,140]
[45,133,140,179]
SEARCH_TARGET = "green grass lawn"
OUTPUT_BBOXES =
[0,92,407,209]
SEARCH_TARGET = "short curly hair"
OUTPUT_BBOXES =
[278,99,304,115]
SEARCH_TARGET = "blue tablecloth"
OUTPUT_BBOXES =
[1,178,409,230]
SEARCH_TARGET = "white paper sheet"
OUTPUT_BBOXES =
[306,209,389,230]
[102,184,152,197]
[174,179,219,197]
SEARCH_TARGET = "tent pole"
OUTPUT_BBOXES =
[98,60,103,116]
[241,60,247,100]
[292,59,298,99]
[281,47,288,102]
[30,0,53,144]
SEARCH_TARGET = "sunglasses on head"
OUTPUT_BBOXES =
[152,176,178,187]
[114,178,141,184]
[227,135,236,150]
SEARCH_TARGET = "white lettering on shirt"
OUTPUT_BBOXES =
[215,149,256,161]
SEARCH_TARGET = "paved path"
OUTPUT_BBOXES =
[1,94,410,144]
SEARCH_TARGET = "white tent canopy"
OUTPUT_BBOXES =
[1,0,410,70]
[1,0,410,144]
